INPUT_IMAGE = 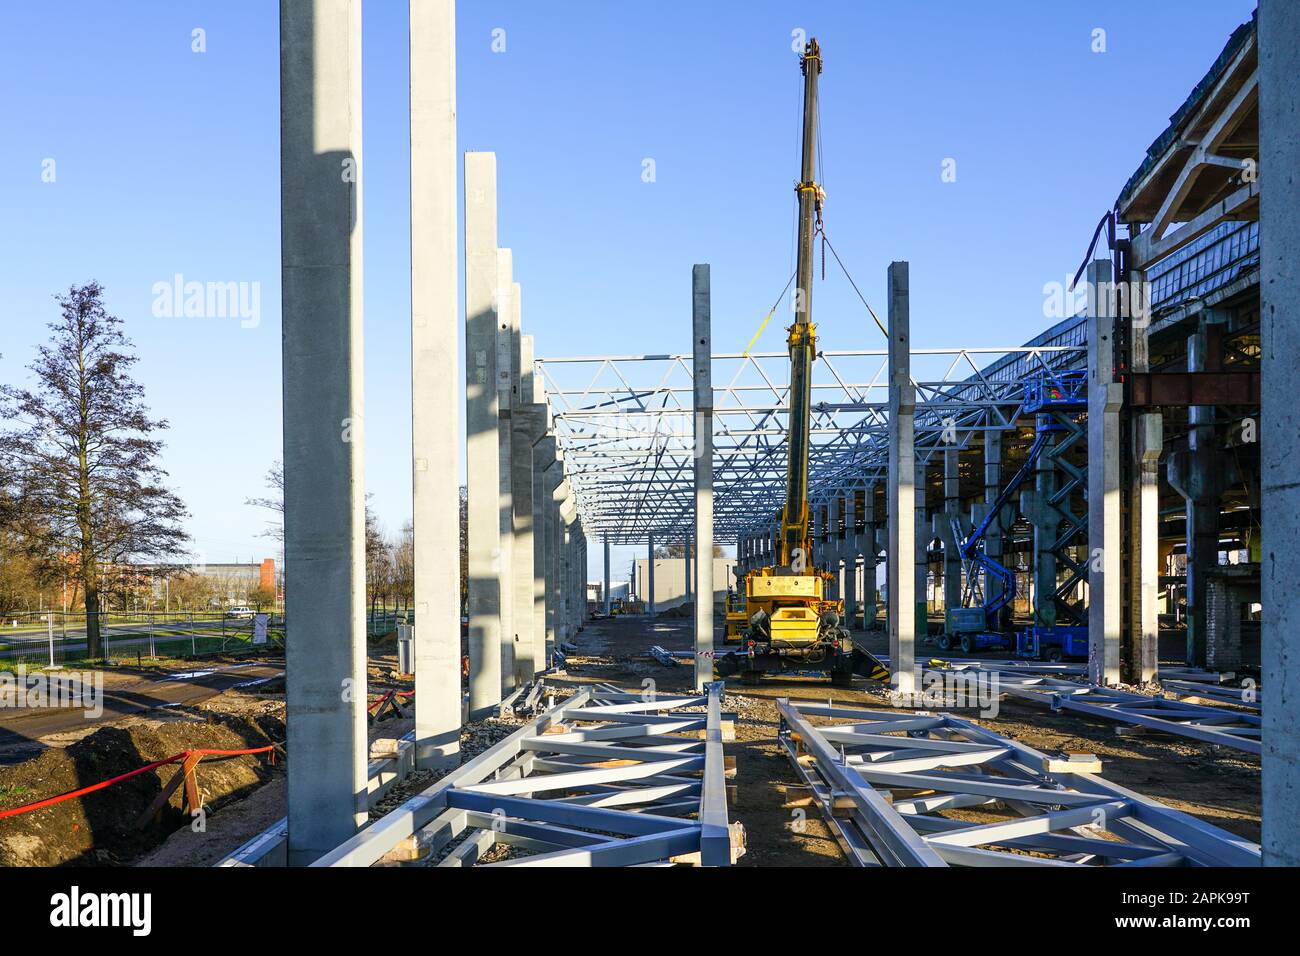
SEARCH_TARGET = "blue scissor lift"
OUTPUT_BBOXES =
[937,369,1090,660]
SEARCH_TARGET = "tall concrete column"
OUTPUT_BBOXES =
[1260,0,1300,866]
[886,261,916,693]
[465,152,503,713]
[1127,267,1160,684]
[1022,432,1061,629]
[280,0,368,863]
[540,452,563,663]
[853,556,865,631]
[526,342,550,674]
[409,0,460,770]
[693,264,715,690]
[559,497,577,640]
[942,447,962,621]
[862,486,879,626]
[842,494,857,627]
[916,460,929,641]
[646,535,656,617]
[981,430,1005,611]
[1086,258,1122,685]
[494,250,516,694]
[550,474,570,654]
[1182,316,1225,668]
[510,314,535,683]
[603,536,611,615]
[683,535,692,604]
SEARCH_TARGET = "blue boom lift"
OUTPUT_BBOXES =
[937,369,1089,660]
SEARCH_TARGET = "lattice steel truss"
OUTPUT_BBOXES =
[537,333,1086,545]
[777,698,1260,867]
[310,682,740,867]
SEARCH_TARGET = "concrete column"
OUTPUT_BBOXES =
[1022,431,1061,629]
[692,263,714,690]
[1126,266,1160,684]
[1260,0,1300,866]
[409,0,460,770]
[540,452,563,663]
[280,0,368,864]
[465,152,503,713]
[603,536,611,615]
[550,475,570,654]
[559,496,576,640]
[510,313,535,683]
[1183,316,1224,668]
[1086,258,1122,685]
[494,250,516,694]
[647,535,656,617]
[683,535,692,604]
[943,447,962,621]
[916,459,929,641]
[862,486,879,626]
[886,261,916,693]
[842,494,858,627]
[853,556,865,631]
[982,430,1005,611]
[527,347,550,673]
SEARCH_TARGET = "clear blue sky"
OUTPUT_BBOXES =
[0,0,1256,582]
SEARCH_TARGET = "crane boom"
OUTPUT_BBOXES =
[779,39,822,567]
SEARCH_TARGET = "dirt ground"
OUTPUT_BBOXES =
[0,690,284,866]
[566,613,1261,865]
[0,617,1260,867]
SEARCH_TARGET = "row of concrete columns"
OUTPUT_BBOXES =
[278,0,1295,867]
[465,151,587,717]
[279,0,585,864]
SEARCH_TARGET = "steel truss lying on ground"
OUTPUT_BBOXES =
[311,683,741,867]
[921,662,1262,754]
[777,698,1261,867]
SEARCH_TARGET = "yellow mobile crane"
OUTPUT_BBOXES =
[717,39,888,687]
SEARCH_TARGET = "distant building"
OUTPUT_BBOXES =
[147,558,277,606]
[632,557,736,610]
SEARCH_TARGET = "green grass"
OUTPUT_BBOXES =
[0,784,33,805]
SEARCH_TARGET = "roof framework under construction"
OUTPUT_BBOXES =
[539,337,1087,545]
[102,1,1293,879]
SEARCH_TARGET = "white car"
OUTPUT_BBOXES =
[226,605,254,619]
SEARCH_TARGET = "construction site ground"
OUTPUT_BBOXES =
[569,613,1261,867]
[0,616,1261,867]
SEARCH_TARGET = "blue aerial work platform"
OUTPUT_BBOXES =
[936,369,1089,660]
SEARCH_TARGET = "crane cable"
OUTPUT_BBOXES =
[820,228,888,339]
[741,268,798,358]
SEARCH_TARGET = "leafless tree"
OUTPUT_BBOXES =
[245,460,284,542]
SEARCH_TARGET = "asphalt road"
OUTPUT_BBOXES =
[0,660,285,762]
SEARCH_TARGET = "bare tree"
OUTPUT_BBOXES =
[365,506,393,616]
[0,282,189,656]
[245,461,284,542]
[391,520,414,612]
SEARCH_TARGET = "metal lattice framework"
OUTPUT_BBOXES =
[777,698,1261,867]
[308,682,740,867]
[537,329,1087,545]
